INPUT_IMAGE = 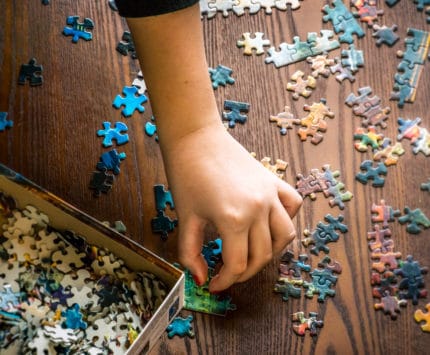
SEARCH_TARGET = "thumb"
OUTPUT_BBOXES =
[177,215,208,286]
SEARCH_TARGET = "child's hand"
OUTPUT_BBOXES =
[162,124,302,293]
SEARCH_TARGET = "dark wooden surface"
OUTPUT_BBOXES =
[1,1,429,354]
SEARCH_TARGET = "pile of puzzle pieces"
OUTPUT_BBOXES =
[295,164,353,209]
[0,191,169,353]
[366,200,429,320]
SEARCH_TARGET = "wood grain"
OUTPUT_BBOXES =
[0,1,429,354]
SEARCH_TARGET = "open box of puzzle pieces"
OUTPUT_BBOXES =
[0,163,185,354]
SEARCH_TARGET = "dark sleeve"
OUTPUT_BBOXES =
[115,0,200,18]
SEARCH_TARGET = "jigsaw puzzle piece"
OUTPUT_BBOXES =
[62,15,94,43]
[237,32,271,55]
[18,58,43,86]
[97,121,129,147]
[222,100,250,127]
[355,160,387,187]
[112,86,147,117]
[415,303,430,332]
[0,112,13,131]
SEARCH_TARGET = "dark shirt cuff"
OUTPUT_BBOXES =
[115,0,200,17]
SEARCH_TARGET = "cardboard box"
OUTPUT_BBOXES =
[0,164,184,354]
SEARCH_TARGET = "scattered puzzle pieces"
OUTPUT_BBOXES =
[62,15,94,43]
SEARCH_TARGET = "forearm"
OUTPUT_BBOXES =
[125,4,223,151]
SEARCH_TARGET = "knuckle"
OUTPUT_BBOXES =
[228,261,247,277]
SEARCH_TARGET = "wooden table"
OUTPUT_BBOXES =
[1,1,429,354]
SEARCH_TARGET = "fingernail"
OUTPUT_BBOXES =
[192,274,202,286]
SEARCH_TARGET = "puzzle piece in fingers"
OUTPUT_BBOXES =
[18,58,43,86]
[62,15,94,43]
[222,100,250,128]
[113,86,147,117]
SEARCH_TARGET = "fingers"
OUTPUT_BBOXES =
[235,219,273,283]
[209,229,249,293]
[177,216,208,285]
[269,199,296,255]
[277,180,303,218]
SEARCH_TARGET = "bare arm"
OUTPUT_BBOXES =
[126,4,302,292]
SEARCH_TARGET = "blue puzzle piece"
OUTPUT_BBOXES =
[154,184,174,211]
[166,315,194,338]
[62,303,87,330]
[145,120,158,142]
[356,160,387,187]
[0,112,12,131]
[414,0,430,11]
[209,65,235,89]
[96,149,126,175]
[385,0,400,6]
[398,207,430,234]
[113,86,147,117]
[151,210,178,241]
[116,31,137,59]
[372,24,399,47]
[202,238,222,268]
[62,16,94,43]
[97,121,129,147]
[222,100,250,128]
[341,44,364,72]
